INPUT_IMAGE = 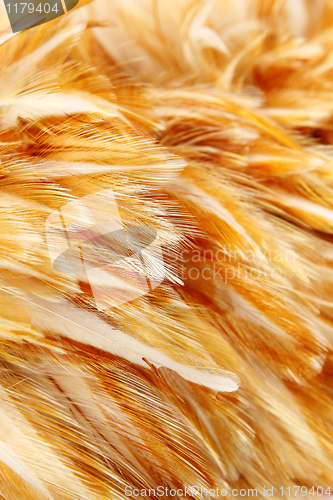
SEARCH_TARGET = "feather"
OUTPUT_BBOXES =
[1,0,333,498]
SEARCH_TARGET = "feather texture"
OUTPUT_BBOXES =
[0,0,333,498]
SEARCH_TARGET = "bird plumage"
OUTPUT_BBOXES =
[1,0,333,498]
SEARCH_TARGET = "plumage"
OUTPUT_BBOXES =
[1,0,333,498]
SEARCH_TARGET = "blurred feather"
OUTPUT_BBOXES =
[1,0,333,499]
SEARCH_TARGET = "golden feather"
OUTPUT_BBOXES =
[0,0,333,499]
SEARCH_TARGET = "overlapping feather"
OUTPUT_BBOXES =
[0,0,333,499]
